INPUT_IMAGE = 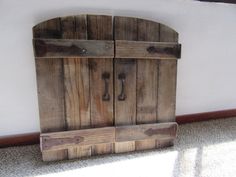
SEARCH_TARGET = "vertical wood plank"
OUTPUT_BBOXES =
[33,18,68,161]
[135,19,160,150]
[157,24,178,147]
[87,15,114,155]
[61,15,92,159]
[114,16,137,153]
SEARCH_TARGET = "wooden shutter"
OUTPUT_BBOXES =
[33,15,181,161]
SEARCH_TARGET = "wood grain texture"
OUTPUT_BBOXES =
[87,15,114,155]
[33,18,67,161]
[115,40,181,59]
[73,15,92,158]
[61,15,92,159]
[157,60,177,122]
[34,39,114,58]
[64,59,90,130]
[116,123,177,142]
[35,59,65,132]
[157,24,178,148]
[135,19,160,151]
[33,18,62,39]
[114,16,137,153]
[41,127,115,151]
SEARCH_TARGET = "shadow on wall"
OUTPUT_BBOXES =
[0,118,235,177]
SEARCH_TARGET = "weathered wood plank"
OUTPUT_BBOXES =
[64,59,90,130]
[115,40,181,59]
[89,60,113,127]
[158,24,178,122]
[87,15,114,155]
[41,127,115,151]
[116,123,177,142]
[157,60,177,122]
[136,19,159,150]
[61,15,92,159]
[35,59,66,132]
[114,16,137,153]
[33,18,67,161]
[33,39,114,58]
[157,24,178,147]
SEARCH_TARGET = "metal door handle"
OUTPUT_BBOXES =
[118,73,126,101]
[102,72,110,101]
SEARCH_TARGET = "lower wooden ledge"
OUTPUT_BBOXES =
[41,123,177,152]
[1,108,236,148]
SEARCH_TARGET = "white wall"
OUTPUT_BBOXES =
[0,0,236,136]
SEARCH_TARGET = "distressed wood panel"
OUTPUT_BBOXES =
[61,15,92,159]
[34,39,114,58]
[136,19,159,150]
[114,16,137,153]
[87,15,114,155]
[115,40,180,59]
[157,24,178,147]
[33,18,67,161]
[41,127,115,151]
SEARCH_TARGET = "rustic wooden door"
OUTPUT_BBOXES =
[34,15,114,161]
[33,14,181,161]
[114,16,179,153]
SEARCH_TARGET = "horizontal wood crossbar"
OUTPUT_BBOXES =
[33,39,181,59]
[115,40,181,59]
[40,122,177,152]
[33,39,114,58]
[115,123,177,142]
[41,127,115,151]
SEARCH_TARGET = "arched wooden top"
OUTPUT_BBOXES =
[33,15,178,43]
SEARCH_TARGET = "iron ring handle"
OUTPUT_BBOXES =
[118,73,126,101]
[102,72,110,101]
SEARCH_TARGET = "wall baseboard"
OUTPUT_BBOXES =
[1,108,236,148]
[176,108,236,124]
[0,132,40,148]
[197,0,236,4]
